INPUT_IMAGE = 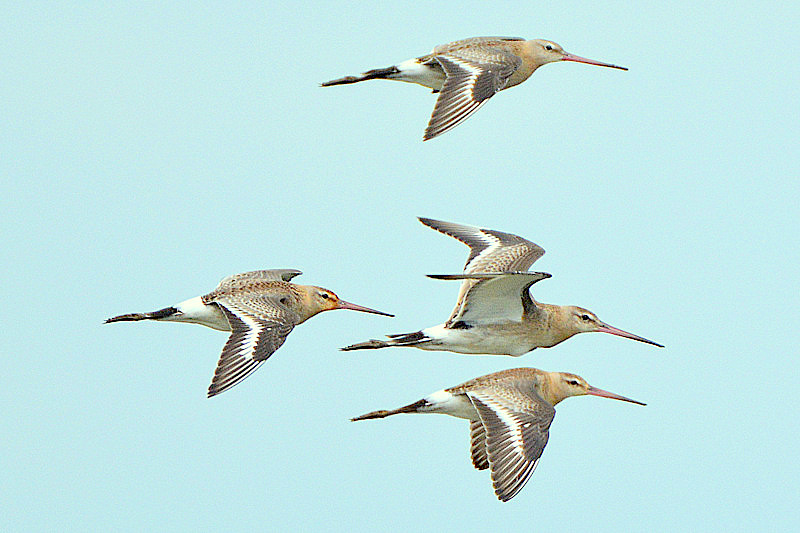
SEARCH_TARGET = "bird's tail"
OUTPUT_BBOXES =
[340,331,430,351]
[320,66,400,87]
[351,399,427,421]
[104,306,178,324]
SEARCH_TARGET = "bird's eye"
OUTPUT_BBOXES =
[280,297,289,305]
[545,44,553,51]
[580,314,591,321]
[568,380,580,386]
[320,293,329,300]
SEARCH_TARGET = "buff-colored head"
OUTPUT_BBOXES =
[563,306,663,347]
[296,285,393,322]
[543,372,645,406]
[528,39,628,70]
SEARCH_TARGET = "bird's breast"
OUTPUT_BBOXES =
[506,63,538,88]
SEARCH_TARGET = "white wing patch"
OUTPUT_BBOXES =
[467,388,554,501]
[418,218,547,327]
[423,45,521,140]
[456,272,549,325]
[423,57,494,141]
[466,234,506,271]
[207,303,294,397]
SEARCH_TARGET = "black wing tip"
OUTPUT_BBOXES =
[279,269,303,281]
[206,381,237,398]
[417,217,465,233]
[417,216,443,227]
[426,273,464,280]
[496,492,513,502]
[495,489,519,503]
[206,382,233,398]
[426,271,552,280]
[207,379,229,398]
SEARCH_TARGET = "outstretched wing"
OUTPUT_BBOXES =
[467,384,555,502]
[206,295,300,397]
[419,218,544,274]
[469,420,489,470]
[431,37,525,55]
[216,269,302,290]
[424,47,522,140]
[419,218,546,326]
[428,272,551,326]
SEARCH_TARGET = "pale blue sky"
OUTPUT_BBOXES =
[2,2,798,531]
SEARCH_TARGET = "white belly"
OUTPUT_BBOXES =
[422,389,477,420]
[419,324,532,356]
[174,296,231,331]
[394,58,446,90]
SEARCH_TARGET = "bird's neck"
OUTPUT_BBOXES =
[539,373,568,406]
[293,285,323,323]
[509,41,545,84]
[526,302,577,348]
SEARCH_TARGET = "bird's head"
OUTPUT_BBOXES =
[548,372,645,406]
[565,306,663,347]
[530,39,627,70]
[304,286,394,319]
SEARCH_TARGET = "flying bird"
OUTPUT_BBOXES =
[342,218,661,355]
[321,36,627,140]
[106,269,392,397]
[352,367,644,501]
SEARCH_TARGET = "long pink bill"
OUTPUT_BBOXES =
[587,386,646,406]
[562,53,628,71]
[337,300,394,317]
[596,323,663,347]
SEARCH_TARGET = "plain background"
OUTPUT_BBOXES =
[2,2,798,531]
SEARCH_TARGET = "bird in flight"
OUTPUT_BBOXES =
[322,36,626,140]
[106,269,392,397]
[342,218,661,355]
[352,367,644,501]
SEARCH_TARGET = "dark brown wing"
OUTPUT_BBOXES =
[467,385,555,502]
[431,37,525,55]
[427,272,550,326]
[419,218,546,326]
[424,47,522,140]
[419,218,544,274]
[215,269,302,290]
[206,296,301,397]
[470,420,489,470]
